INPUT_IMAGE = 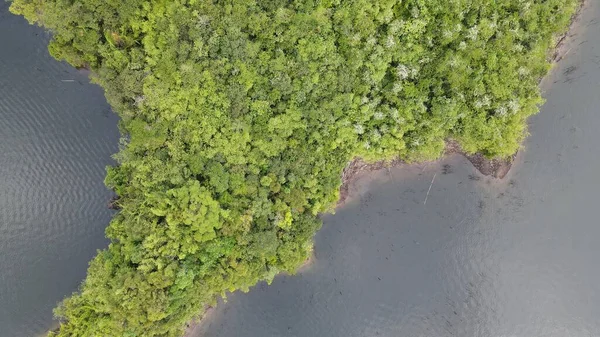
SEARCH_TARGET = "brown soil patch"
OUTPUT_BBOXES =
[552,0,586,63]
[337,140,516,207]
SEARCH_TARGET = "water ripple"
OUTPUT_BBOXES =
[0,3,119,336]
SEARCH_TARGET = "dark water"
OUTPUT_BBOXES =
[192,2,600,337]
[0,3,120,336]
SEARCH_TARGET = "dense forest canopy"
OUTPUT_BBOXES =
[10,0,578,336]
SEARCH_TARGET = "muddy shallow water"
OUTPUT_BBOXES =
[190,2,600,337]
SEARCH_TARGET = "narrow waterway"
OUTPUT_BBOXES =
[0,3,120,336]
[191,1,600,337]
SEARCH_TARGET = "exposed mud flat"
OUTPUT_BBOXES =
[338,140,515,207]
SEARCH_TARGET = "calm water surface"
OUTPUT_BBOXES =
[192,2,600,337]
[0,3,120,336]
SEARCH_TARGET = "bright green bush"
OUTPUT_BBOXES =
[10,0,578,336]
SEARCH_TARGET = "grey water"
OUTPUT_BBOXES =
[0,3,120,336]
[191,2,600,337]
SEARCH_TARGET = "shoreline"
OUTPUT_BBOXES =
[91,1,585,336]
[176,1,588,334]
[337,140,515,207]
[182,251,316,337]
[183,306,215,337]
[178,141,512,335]
[552,0,586,64]
[337,0,585,208]
[180,143,521,335]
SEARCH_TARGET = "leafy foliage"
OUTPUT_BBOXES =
[10,0,577,336]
